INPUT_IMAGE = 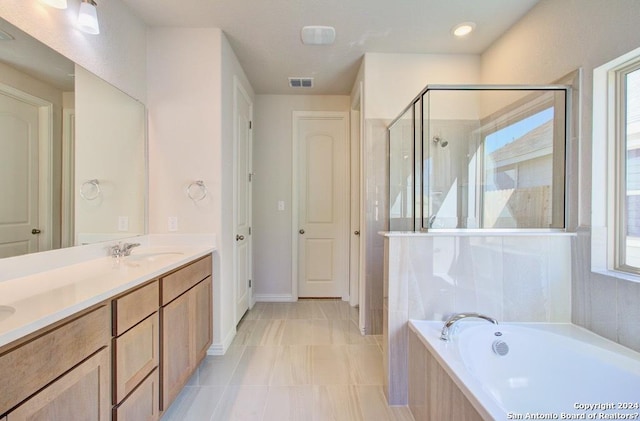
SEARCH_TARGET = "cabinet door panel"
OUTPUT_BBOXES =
[113,369,159,421]
[7,348,110,421]
[193,276,213,365]
[160,294,191,411]
[114,313,159,403]
[0,305,110,414]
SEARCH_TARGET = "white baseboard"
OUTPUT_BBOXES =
[207,327,236,356]
[253,294,297,302]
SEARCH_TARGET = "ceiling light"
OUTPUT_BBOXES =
[41,0,68,9]
[78,0,100,35]
[452,22,476,37]
[301,26,336,45]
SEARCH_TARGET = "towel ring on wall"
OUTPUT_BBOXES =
[80,179,101,201]
[187,180,207,202]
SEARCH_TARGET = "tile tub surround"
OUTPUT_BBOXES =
[381,231,573,405]
[161,300,415,421]
[0,243,214,348]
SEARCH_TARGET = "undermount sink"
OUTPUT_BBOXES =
[0,305,16,322]
[126,251,184,262]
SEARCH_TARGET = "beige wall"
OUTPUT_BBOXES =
[147,28,255,352]
[252,95,350,300]
[480,0,640,352]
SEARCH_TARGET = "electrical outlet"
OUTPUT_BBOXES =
[168,216,178,232]
[278,200,285,211]
[118,216,129,231]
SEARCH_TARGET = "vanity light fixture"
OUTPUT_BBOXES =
[452,22,476,38]
[78,0,100,35]
[301,26,336,45]
[40,0,68,9]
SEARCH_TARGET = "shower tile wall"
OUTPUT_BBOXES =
[572,227,640,353]
[382,233,572,405]
[363,118,392,335]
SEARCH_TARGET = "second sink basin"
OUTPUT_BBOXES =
[126,252,184,262]
[0,305,16,322]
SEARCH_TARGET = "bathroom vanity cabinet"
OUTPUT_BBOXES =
[112,280,160,421]
[0,252,213,421]
[160,255,213,411]
[0,305,111,420]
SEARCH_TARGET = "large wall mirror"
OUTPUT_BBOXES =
[0,17,146,259]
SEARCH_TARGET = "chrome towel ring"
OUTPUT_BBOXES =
[187,180,207,202]
[80,179,101,200]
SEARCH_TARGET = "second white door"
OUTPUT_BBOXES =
[234,78,252,323]
[0,91,40,258]
[295,111,349,298]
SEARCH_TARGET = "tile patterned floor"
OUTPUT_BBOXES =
[161,300,414,421]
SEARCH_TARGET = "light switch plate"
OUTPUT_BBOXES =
[168,216,178,232]
[118,216,129,231]
[278,200,285,211]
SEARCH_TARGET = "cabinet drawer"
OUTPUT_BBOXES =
[161,254,212,305]
[6,347,111,421]
[0,305,110,415]
[113,280,159,336]
[113,313,159,404]
[113,369,159,421]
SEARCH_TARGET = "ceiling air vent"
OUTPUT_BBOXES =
[288,77,314,88]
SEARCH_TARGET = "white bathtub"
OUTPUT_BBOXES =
[409,320,640,420]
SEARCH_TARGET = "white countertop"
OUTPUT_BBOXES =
[0,245,214,349]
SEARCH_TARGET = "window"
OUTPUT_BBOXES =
[617,63,640,272]
[592,46,640,280]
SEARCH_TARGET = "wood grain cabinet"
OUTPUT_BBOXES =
[112,280,160,421]
[160,255,213,411]
[6,348,111,421]
[0,305,110,420]
[0,253,212,420]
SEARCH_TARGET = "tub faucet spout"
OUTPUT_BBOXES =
[440,312,498,341]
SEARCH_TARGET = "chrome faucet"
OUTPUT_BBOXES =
[440,312,498,341]
[109,242,141,258]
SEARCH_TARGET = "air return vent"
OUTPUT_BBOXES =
[288,77,314,88]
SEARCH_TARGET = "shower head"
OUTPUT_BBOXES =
[433,135,449,148]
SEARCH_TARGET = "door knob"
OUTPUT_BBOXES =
[299,229,305,235]
[31,228,42,235]
[354,230,360,236]
[236,234,245,241]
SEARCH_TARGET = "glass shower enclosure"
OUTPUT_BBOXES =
[389,85,571,232]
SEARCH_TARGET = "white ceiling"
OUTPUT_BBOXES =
[123,0,540,95]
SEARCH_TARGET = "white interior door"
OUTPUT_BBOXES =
[349,92,362,307]
[295,112,349,298]
[234,78,253,323]
[0,92,40,258]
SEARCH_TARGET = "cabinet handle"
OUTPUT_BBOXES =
[299,229,305,235]
[32,228,42,235]
[354,230,360,236]
[236,234,245,241]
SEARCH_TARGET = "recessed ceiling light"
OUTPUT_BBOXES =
[301,26,336,45]
[452,22,476,37]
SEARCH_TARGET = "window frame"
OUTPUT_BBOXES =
[592,46,640,282]
[614,61,640,274]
